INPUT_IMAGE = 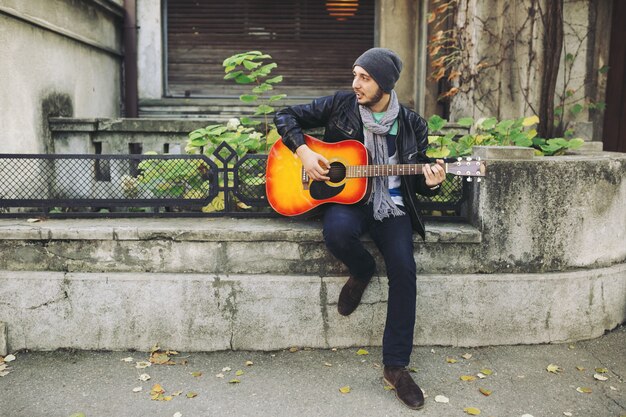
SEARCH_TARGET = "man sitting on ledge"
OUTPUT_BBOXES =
[274,47,446,410]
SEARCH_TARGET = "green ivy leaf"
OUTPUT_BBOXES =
[240,117,261,126]
[254,105,275,115]
[569,103,584,115]
[478,117,497,130]
[428,115,446,132]
[457,117,474,127]
[224,70,243,80]
[266,75,283,84]
[235,74,254,84]
[269,94,287,102]
[566,138,585,149]
[239,95,259,103]
[252,83,273,94]
[243,60,261,70]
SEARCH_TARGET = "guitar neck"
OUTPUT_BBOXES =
[346,163,437,178]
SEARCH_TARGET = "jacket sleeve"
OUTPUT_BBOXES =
[273,94,336,153]
[412,115,442,197]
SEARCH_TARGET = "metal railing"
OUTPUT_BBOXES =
[0,142,469,219]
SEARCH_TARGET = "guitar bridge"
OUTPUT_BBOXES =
[301,167,310,190]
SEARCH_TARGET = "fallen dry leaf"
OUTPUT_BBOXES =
[289,347,299,353]
[480,369,493,376]
[595,367,609,373]
[460,375,477,381]
[563,412,573,416]
[547,364,562,374]
[151,384,165,394]
[173,412,182,417]
[191,372,202,377]
[594,373,608,381]
[446,357,458,363]
[576,387,592,394]
[339,385,351,394]
[245,361,254,366]
[136,361,151,369]
[229,379,240,384]
[576,366,585,371]
[215,373,224,378]
[477,373,487,379]
[132,387,142,393]
[324,362,333,367]
[235,370,244,376]
[222,367,231,372]
[3,354,16,362]
[462,353,472,360]
[356,349,369,355]
[138,373,151,381]
[187,392,198,398]
[121,357,134,363]
[479,387,492,396]
[464,407,481,415]
[434,395,449,403]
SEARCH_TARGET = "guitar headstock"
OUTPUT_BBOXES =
[445,157,486,182]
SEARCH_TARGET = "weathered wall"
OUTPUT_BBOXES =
[0,0,123,153]
[447,0,610,141]
[470,153,626,272]
[136,0,162,100]
[378,0,419,109]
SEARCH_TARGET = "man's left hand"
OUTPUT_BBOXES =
[423,159,446,188]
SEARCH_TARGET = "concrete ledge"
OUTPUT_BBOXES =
[0,218,483,276]
[1,263,624,352]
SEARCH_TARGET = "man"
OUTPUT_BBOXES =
[274,48,446,410]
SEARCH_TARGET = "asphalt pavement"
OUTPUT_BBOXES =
[1,326,625,417]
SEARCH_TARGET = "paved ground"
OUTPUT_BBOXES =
[1,326,625,417]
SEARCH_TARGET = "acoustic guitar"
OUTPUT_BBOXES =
[265,134,486,217]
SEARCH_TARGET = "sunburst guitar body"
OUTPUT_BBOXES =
[265,134,485,217]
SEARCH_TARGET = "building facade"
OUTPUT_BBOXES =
[0,0,624,153]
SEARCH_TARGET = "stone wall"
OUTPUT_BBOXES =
[0,0,123,153]
[0,151,624,351]
[447,0,611,142]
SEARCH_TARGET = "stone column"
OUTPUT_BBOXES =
[378,0,419,109]
[137,0,164,100]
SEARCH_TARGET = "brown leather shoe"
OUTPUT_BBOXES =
[383,366,425,410]
[337,276,370,316]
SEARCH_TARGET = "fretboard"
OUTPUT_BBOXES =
[346,164,430,178]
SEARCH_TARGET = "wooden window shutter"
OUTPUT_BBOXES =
[166,0,375,98]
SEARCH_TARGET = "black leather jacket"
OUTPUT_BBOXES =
[274,91,440,240]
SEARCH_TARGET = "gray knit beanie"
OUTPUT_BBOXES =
[353,48,403,93]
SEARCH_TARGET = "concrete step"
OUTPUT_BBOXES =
[0,218,624,352]
[1,265,624,352]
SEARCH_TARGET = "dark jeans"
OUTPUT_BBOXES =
[322,203,417,367]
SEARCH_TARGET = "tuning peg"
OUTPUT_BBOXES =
[466,177,472,182]
[466,157,472,161]
[477,178,481,182]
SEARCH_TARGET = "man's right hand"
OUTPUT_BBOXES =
[295,145,330,181]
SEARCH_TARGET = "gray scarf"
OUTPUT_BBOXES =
[359,90,405,221]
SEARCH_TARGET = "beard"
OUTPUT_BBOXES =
[356,87,384,108]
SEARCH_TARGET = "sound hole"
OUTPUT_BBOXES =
[327,162,346,183]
